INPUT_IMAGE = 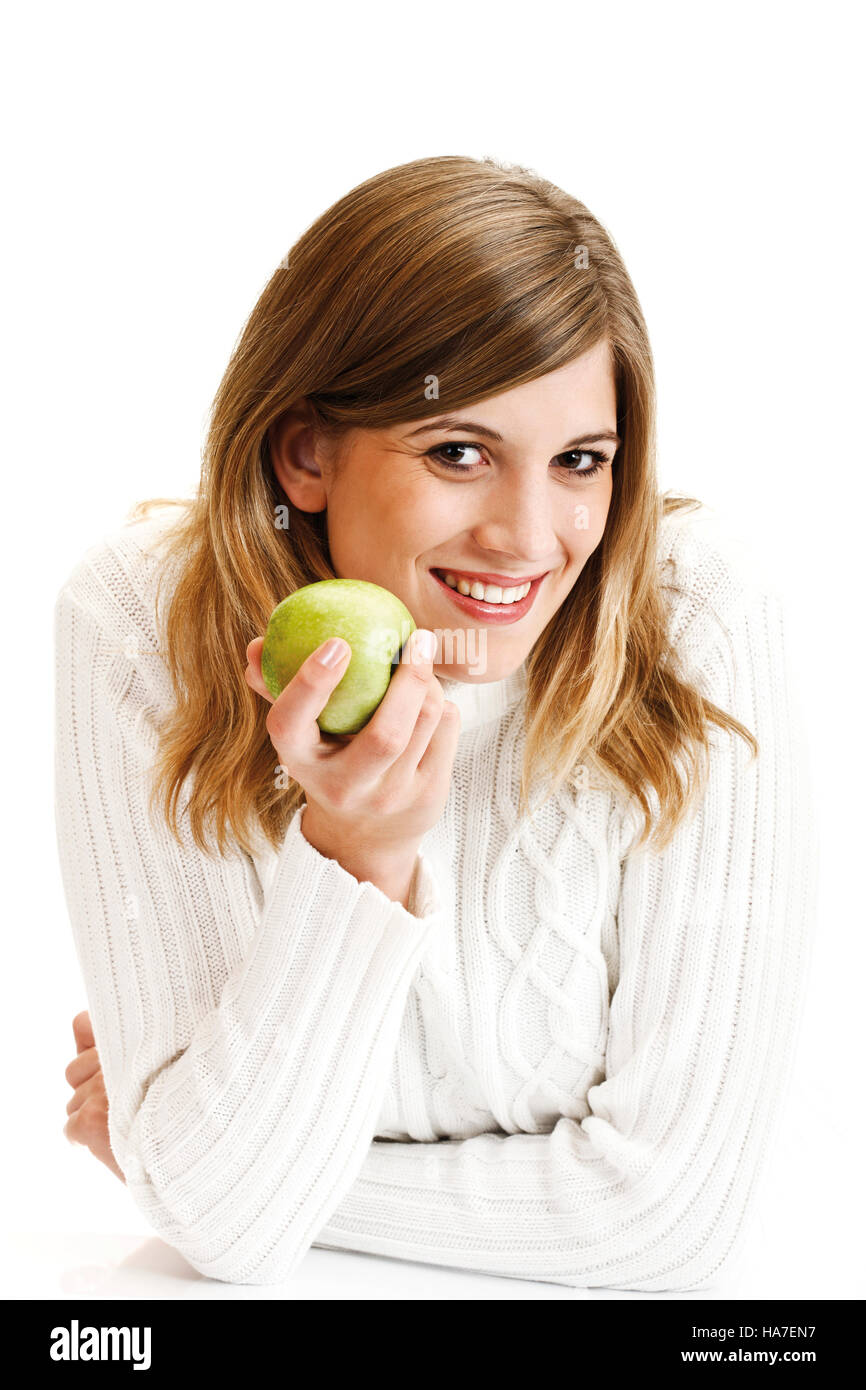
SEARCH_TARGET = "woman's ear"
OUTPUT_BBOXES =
[268,406,329,513]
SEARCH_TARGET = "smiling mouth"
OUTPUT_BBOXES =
[429,567,548,622]
[430,568,546,605]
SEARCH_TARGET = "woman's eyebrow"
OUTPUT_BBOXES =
[405,418,621,449]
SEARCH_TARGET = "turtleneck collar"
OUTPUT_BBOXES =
[434,659,529,733]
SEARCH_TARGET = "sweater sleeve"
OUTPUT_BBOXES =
[307,580,820,1292]
[53,575,445,1285]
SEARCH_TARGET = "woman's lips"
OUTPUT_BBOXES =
[429,568,546,624]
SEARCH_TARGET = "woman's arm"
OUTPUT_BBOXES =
[297,582,817,1292]
[53,545,445,1286]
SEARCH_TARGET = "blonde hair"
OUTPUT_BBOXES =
[131,154,756,860]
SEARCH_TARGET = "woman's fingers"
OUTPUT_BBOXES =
[72,1010,94,1054]
[416,697,462,777]
[247,635,356,750]
[63,1082,126,1184]
[65,1044,100,1089]
[264,638,354,764]
[245,626,458,844]
[244,637,273,702]
[389,682,446,774]
[66,1071,103,1117]
[64,1013,127,1185]
[336,629,437,784]
[64,1106,94,1145]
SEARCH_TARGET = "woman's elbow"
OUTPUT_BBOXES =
[122,1172,307,1286]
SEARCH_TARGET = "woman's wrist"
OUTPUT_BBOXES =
[300,802,421,908]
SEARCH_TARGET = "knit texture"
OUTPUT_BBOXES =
[53,501,818,1290]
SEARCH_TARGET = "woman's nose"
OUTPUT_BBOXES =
[469,467,560,562]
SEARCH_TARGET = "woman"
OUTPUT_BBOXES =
[55,154,818,1291]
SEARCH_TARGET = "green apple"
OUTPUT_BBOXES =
[261,579,417,734]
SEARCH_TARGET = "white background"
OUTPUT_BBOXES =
[2,0,863,1298]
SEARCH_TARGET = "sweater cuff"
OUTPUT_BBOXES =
[281,803,441,924]
[407,844,441,920]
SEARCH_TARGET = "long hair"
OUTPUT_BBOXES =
[131,154,757,860]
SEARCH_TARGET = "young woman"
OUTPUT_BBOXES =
[56,154,817,1291]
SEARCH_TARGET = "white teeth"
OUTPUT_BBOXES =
[439,572,532,604]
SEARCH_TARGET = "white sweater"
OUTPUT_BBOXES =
[53,500,818,1292]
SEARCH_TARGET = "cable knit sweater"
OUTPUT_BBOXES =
[52,500,818,1292]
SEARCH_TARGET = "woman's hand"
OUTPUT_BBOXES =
[63,1011,126,1184]
[245,627,461,894]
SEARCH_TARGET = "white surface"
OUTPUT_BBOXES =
[3,0,863,1299]
[5,1043,861,1299]
[1,1101,856,1300]
[0,1206,809,1301]
[0,1232,685,1300]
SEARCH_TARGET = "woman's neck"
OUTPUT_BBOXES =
[432,660,529,733]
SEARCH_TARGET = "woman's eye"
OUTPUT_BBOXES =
[559,450,607,476]
[428,443,484,470]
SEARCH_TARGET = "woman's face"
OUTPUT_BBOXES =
[276,340,617,683]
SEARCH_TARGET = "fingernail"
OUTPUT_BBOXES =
[412,629,436,662]
[317,638,349,668]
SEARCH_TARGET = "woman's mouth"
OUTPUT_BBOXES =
[428,567,547,624]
